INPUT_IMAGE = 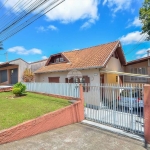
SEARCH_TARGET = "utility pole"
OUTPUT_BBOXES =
[5,52,8,62]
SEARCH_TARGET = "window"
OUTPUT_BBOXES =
[54,57,64,63]
[48,77,60,83]
[130,67,147,81]
[65,76,90,92]
[55,58,59,63]
[60,57,64,62]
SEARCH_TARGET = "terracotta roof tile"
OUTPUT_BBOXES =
[35,41,121,73]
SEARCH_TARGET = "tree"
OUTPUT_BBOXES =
[0,42,3,50]
[139,0,150,40]
[22,68,34,82]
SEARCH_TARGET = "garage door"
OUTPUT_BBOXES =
[48,77,59,83]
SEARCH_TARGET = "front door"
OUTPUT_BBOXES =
[10,68,18,84]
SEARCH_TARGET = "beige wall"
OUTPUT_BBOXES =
[9,59,47,83]
[35,69,100,85]
[29,60,47,73]
[101,57,124,84]
[106,57,124,72]
[10,60,28,82]
[124,61,148,73]
[124,61,149,83]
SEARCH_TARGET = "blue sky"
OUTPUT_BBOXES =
[0,0,149,63]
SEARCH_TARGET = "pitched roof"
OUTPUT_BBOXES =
[125,56,150,65]
[35,41,126,73]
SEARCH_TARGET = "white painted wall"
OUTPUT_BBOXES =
[10,59,28,82]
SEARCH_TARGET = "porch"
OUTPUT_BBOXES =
[100,69,150,85]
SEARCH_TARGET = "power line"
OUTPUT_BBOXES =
[1,0,65,41]
[0,0,8,10]
[125,32,148,55]
[0,0,48,34]
[0,0,65,41]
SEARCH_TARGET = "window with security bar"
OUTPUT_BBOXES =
[130,67,147,82]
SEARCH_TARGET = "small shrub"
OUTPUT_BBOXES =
[12,88,21,96]
[13,82,26,94]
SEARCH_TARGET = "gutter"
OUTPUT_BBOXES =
[34,66,103,74]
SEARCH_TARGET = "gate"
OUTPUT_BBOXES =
[84,84,144,135]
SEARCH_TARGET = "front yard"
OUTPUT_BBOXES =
[0,92,71,130]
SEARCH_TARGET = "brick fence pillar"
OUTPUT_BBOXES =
[144,84,150,144]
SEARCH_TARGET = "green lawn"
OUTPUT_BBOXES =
[0,92,71,130]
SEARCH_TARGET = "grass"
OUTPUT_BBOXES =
[0,92,71,130]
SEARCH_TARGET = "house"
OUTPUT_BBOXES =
[1,41,150,86]
[124,55,150,84]
[0,58,47,85]
[34,41,150,85]
[34,41,128,85]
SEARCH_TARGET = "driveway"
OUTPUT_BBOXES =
[85,107,144,133]
[0,123,145,150]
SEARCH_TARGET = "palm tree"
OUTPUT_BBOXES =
[0,41,3,50]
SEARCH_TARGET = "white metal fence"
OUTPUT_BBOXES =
[22,82,80,98]
[84,84,144,135]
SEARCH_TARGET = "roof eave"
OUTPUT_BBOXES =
[34,66,104,74]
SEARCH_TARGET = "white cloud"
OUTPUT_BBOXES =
[0,62,3,64]
[48,25,58,31]
[136,49,147,55]
[7,46,42,55]
[36,26,47,32]
[80,18,96,29]
[136,48,150,58]
[2,0,99,28]
[127,17,142,28]
[42,56,48,59]
[120,31,148,45]
[37,25,58,32]
[103,0,107,5]
[46,0,99,24]
[103,0,132,13]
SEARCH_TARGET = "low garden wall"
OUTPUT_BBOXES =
[0,85,84,145]
[0,87,12,92]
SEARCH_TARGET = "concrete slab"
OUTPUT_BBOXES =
[82,120,144,142]
[0,123,146,150]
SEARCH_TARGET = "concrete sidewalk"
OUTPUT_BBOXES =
[0,123,146,150]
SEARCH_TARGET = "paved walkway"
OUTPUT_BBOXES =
[0,123,146,150]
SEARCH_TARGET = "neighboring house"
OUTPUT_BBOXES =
[0,58,47,85]
[124,56,150,84]
[34,41,127,85]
